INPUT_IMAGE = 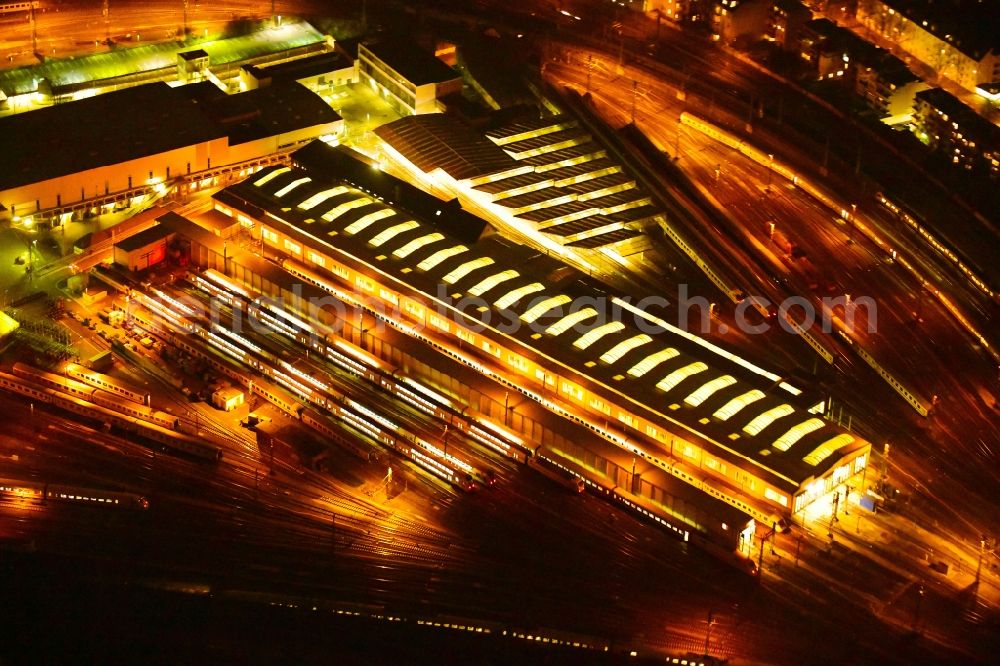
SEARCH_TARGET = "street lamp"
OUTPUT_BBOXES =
[765,154,774,192]
[703,610,716,657]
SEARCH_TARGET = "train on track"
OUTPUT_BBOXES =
[0,477,148,510]
[0,371,222,462]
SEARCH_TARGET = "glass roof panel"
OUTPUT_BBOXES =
[417,245,468,271]
[803,434,854,466]
[469,270,519,296]
[655,362,708,394]
[274,176,312,198]
[546,308,598,336]
[600,334,652,364]
[369,220,419,247]
[713,390,765,421]
[627,347,679,378]
[495,283,545,310]
[772,418,825,452]
[574,322,626,350]
[254,166,290,187]
[743,404,795,436]
[298,186,350,210]
[393,233,443,259]
[684,375,736,407]
[443,257,494,285]
[520,295,571,324]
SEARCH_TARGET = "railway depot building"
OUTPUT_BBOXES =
[0,80,343,223]
[210,140,870,523]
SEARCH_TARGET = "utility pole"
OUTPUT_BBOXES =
[103,0,109,46]
[586,54,593,94]
[182,0,188,40]
[703,610,715,657]
[630,79,637,125]
[29,1,37,55]
[673,119,681,161]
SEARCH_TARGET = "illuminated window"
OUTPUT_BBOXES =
[283,238,302,255]
[495,283,544,309]
[417,245,468,272]
[307,251,326,267]
[743,404,794,436]
[682,444,697,459]
[481,340,501,357]
[369,220,419,247]
[600,334,652,363]
[573,321,625,349]
[764,487,788,506]
[262,228,278,243]
[546,307,598,336]
[627,348,679,377]
[274,177,312,198]
[617,412,636,427]
[772,418,824,451]
[507,354,528,371]
[535,368,554,386]
[428,314,449,332]
[457,329,475,344]
[378,288,398,306]
[344,208,395,235]
[714,390,765,421]
[520,295,571,324]
[298,186,349,210]
[443,257,494,285]
[561,382,584,401]
[393,233,443,259]
[469,270,519,296]
[329,263,349,280]
[589,397,611,415]
[645,425,658,439]
[803,434,853,466]
[355,275,374,292]
[655,362,707,394]
[404,301,424,319]
[684,375,736,407]
[854,453,867,473]
[254,166,290,187]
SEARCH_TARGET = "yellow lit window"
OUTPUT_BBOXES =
[417,245,468,272]
[283,238,302,255]
[262,228,278,243]
[298,186,349,210]
[655,362,708,394]
[344,208,394,235]
[254,166,290,187]
[713,390,765,421]
[772,418,824,451]
[546,308,598,336]
[274,177,312,198]
[355,276,374,292]
[743,404,794,436]
[803,434,854,466]
[684,375,736,407]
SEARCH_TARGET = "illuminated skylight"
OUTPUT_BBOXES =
[344,208,395,235]
[469,270,519,297]
[713,390,765,421]
[495,283,544,309]
[417,245,468,271]
[321,195,374,222]
[627,347,679,378]
[655,362,708,394]
[520,295,571,324]
[574,322,626,350]
[274,176,311,198]
[600,334,651,363]
[803,434,854,466]
[254,166,290,187]
[546,307,598,336]
[443,257,494,285]
[369,220,419,247]
[684,375,736,407]
[393,233,443,259]
[743,404,794,436]
[772,418,825,452]
[298,186,349,210]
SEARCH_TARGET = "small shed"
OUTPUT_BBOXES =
[113,225,175,272]
[211,386,245,412]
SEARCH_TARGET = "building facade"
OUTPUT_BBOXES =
[358,41,462,116]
